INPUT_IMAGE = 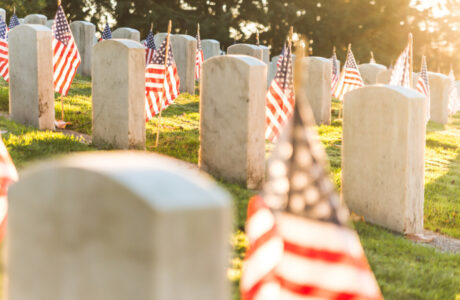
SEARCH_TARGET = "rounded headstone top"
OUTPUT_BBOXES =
[206,54,267,67]
[303,56,332,63]
[228,43,261,51]
[428,71,449,80]
[202,39,219,44]
[94,38,144,50]
[71,20,96,27]
[173,34,197,41]
[114,27,139,33]
[24,14,47,25]
[359,63,387,70]
[9,24,52,35]
[345,84,425,101]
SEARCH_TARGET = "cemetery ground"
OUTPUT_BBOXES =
[0,77,458,299]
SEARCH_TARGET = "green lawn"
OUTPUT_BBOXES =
[0,77,458,299]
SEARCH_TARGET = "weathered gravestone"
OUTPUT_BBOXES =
[92,40,145,149]
[45,19,54,29]
[24,14,47,25]
[227,44,264,61]
[112,27,141,42]
[7,152,232,300]
[259,45,270,64]
[202,39,220,60]
[342,85,425,234]
[376,69,392,84]
[70,21,96,77]
[0,8,5,21]
[200,55,266,189]
[301,57,332,125]
[267,54,297,85]
[428,72,450,124]
[154,32,169,47]
[18,18,24,24]
[359,63,387,85]
[9,25,54,130]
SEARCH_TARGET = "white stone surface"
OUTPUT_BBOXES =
[70,21,96,77]
[112,27,141,42]
[18,18,24,25]
[301,57,332,125]
[171,34,197,94]
[7,151,232,300]
[259,45,270,64]
[154,32,169,47]
[202,39,220,60]
[45,19,54,28]
[358,63,387,85]
[200,55,266,189]
[24,14,47,25]
[227,44,264,61]
[0,8,5,21]
[9,25,54,130]
[376,69,392,84]
[342,85,426,234]
[428,72,450,124]
[92,39,145,149]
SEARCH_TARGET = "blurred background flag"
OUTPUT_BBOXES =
[0,135,18,242]
[0,16,9,82]
[144,27,156,65]
[416,56,431,123]
[331,47,340,93]
[332,45,364,101]
[195,24,204,80]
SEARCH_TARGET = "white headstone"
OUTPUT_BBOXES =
[70,21,96,77]
[227,44,263,61]
[7,151,232,300]
[112,27,141,42]
[200,55,267,189]
[45,19,54,28]
[358,63,387,85]
[259,45,270,64]
[342,85,426,234]
[0,8,5,21]
[428,72,450,124]
[376,69,392,84]
[9,25,54,130]
[202,39,220,60]
[92,39,145,149]
[171,34,197,94]
[24,14,47,25]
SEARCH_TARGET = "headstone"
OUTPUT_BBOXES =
[24,14,47,25]
[227,44,263,61]
[92,40,145,149]
[18,18,24,25]
[200,55,266,189]
[301,57,332,125]
[358,63,387,85]
[0,8,5,21]
[9,25,54,130]
[154,32,169,47]
[376,69,392,84]
[428,72,450,124]
[171,34,197,94]
[45,19,54,29]
[70,21,96,77]
[268,54,297,86]
[112,27,141,42]
[342,85,426,234]
[7,152,232,300]
[456,81,460,100]
[93,34,98,45]
[202,39,220,60]
[259,45,270,64]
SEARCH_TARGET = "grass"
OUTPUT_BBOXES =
[0,77,459,299]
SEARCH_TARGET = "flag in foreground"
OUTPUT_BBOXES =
[144,30,156,65]
[265,44,295,142]
[241,99,383,300]
[195,26,204,80]
[145,38,180,121]
[52,5,81,96]
[389,41,411,88]
[333,45,364,101]
[101,23,112,40]
[448,69,460,116]
[416,56,430,122]
[331,47,340,92]
[0,136,18,242]
[0,16,9,82]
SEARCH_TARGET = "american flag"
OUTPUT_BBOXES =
[145,38,180,121]
[332,46,364,101]
[8,13,20,30]
[265,44,294,142]
[195,26,204,80]
[52,6,81,96]
[416,56,430,123]
[331,48,340,92]
[448,69,460,116]
[101,23,112,40]
[389,43,411,88]
[0,135,18,242]
[277,44,286,69]
[241,100,383,300]
[144,30,156,65]
[0,16,9,82]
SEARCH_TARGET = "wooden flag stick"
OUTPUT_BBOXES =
[58,0,61,6]
[155,20,172,148]
[150,22,153,32]
[409,33,413,88]
[256,30,260,46]
[288,26,294,47]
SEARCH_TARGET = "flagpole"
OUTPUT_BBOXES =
[338,44,352,119]
[57,0,65,122]
[409,33,413,89]
[155,20,172,148]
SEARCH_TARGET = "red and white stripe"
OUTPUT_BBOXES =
[53,34,81,96]
[333,68,364,101]
[195,49,204,80]
[145,63,180,121]
[146,47,156,66]
[0,38,8,82]
[265,81,295,142]
[0,136,18,242]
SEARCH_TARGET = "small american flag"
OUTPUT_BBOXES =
[101,23,112,40]
[416,56,430,122]
[331,48,340,93]
[277,44,286,69]
[265,44,294,142]
[145,38,180,121]
[333,46,364,101]
[144,30,156,65]
[52,5,81,96]
[0,135,18,242]
[241,100,383,300]
[0,16,9,82]
[389,43,411,88]
[8,13,20,30]
[195,26,204,80]
[448,69,460,116]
